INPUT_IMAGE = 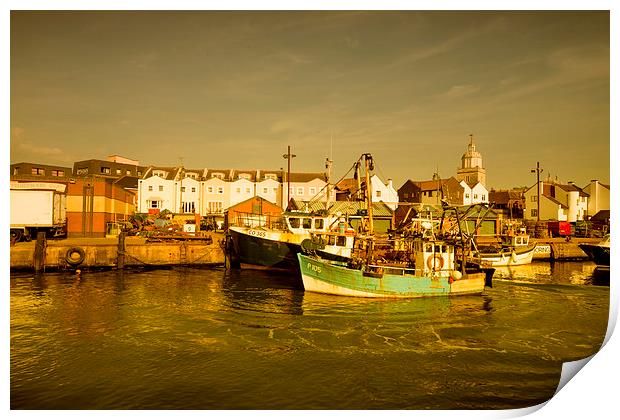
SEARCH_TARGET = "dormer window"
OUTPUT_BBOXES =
[153,170,168,178]
[264,173,277,181]
[186,172,198,180]
[212,173,224,180]
[238,173,251,180]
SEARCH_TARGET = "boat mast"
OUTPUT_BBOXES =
[363,153,374,235]
[325,142,332,211]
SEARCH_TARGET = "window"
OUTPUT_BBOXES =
[148,186,153,191]
[236,187,241,193]
[182,202,195,213]
[212,173,224,180]
[336,236,346,247]
[309,187,316,195]
[265,174,277,181]
[12,167,19,175]
[238,173,251,180]
[474,194,478,199]
[465,194,470,199]
[273,188,278,193]
[116,169,122,175]
[208,202,223,213]
[404,193,409,199]
[51,170,65,177]
[181,187,186,192]
[289,218,300,228]
[137,171,142,176]
[76,167,88,175]
[482,194,486,201]
[376,190,382,198]
[531,209,538,217]
[297,187,304,195]
[302,218,312,229]
[127,170,131,175]
[151,200,159,208]
[159,186,164,192]
[153,170,167,178]
[101,167,111,174]
[263,188,268,194]
[186,173,197,180]
[217,187,224,194]
[31,168,45,176]
[314,219,324,230]
[531,196,537,202]
[246,188,251,194]
[208,187,214,193]
[191,187,196,193]
[290,188,294,195]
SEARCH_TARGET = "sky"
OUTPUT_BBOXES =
[9,9,610,189]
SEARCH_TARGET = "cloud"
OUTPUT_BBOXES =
[438,84,481,99]
[15,142,64,157]
[128,52,160,69]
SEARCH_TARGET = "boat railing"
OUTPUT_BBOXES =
[233,212,287,230]
[366,264,452,277]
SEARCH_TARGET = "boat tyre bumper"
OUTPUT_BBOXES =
[65,247,86,266]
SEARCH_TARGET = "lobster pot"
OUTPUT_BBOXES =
[524,220,537,235]
[534,221,549,239]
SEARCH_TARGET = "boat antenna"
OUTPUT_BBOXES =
[325,134,333,211]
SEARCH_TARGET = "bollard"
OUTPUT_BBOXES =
[117,231,126,270]
[33,231,47,273]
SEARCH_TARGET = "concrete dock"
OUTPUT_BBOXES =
[10,233,226,271]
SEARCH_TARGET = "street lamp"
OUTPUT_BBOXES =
[530,162,543,222]
[283,146,296,207]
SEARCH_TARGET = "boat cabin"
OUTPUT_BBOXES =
[413,239,456,275]
[285,213,352,236]
[504,234,530,248]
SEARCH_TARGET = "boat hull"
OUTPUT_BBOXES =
[578,243,610,267]
[298,254,486,298]
[478,244,536,267]
[229,227,302,272]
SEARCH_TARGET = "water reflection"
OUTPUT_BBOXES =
[10,262,609,410]
[493,261,599,285]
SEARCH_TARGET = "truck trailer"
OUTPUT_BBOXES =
[10,182,67,242]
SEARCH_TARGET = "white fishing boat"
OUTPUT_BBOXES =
[474,233,536,267]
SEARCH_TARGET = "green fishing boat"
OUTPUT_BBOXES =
[298,238,491,298]
[297,152,493,298]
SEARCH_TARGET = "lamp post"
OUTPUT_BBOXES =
[283,146,296,208]
[530,162,543,222]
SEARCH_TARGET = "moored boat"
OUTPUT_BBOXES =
[578,234,610,268]
[474,233,536,267]
[298,237,492,298]
[297,152,493,298]
[227,211,355,272]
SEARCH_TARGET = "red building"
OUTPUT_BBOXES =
[66,178,136,237]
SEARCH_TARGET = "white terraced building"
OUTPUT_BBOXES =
[136,167,332,217]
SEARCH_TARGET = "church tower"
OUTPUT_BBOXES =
[456,134,486,187]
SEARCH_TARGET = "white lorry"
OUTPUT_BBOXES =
[10,182,67,242]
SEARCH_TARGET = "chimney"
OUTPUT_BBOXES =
[387,179,393,189]
[568,181,575,185]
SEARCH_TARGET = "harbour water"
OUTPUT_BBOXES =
[10,261,609,409]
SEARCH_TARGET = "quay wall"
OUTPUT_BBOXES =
[10,234,225,271]
[531,238,597,260]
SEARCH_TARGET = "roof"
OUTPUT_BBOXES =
[410,177,461,192]
[288,172,327,183]
[542,194,567,208]
[288,199,393,217]
[591,210,610,221]
[489,189,523,204]
[558,183,590,197]
[114,176,139,189]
